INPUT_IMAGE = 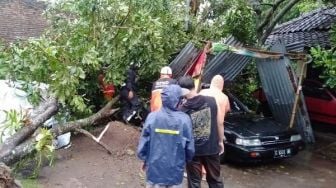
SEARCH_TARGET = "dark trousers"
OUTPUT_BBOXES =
[186,154,224,188]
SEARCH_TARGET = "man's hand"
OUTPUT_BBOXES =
[218,141,224,155]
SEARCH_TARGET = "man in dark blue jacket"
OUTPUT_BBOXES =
[137,84,195,188]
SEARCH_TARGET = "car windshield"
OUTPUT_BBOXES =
[226,93,249,113]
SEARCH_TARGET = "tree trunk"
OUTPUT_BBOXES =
[0,138,35,166]
[259,0,300,44]
[256,0,285,40]
[0,97,58,162]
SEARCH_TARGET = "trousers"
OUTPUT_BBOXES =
[186,154,224,188]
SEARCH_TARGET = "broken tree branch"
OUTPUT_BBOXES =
[51,96,119,136]
[75,128,112,155]
[0,97,58,162]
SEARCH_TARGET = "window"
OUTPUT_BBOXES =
[302,86,332,101]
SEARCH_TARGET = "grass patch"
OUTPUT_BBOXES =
[19,178,41,188]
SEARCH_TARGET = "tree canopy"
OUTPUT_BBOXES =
[0,0,335,116]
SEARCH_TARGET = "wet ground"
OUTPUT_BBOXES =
[38,122,336,188]
[222,130,336,188]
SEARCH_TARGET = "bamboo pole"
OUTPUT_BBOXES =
[289,55,312,128]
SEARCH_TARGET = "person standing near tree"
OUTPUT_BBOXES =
[178,76,224,188]
[137,84,195,188]
[120,63,141,123]
[150,66,177,112]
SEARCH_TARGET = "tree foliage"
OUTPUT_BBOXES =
[1,0,333,114]
[0,0,229,117]
[310,25,336,88]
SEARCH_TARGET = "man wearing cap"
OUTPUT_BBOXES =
[178,76,224,188]
[150,66,177,112]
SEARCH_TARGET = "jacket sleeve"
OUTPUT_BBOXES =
[137,116,151,161]
[184,116,195,162]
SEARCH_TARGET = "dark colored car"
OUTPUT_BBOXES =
[221,93,305,163]
[302,80,336,125]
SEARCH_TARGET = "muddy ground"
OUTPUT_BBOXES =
[37,122,336,188]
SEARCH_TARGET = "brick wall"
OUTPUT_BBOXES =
[0,0,47,43]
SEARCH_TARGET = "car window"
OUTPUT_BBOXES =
[328,88,336,98]
[303,81,320,88]
[302,86,332,101]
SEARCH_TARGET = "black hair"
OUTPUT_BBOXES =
[178,76,195,90]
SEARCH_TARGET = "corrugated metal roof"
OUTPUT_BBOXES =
[169,42,200,78]
[266,7,336,52]
[202,37,251,83]
[170,37,251,83]
[257,39,314,143]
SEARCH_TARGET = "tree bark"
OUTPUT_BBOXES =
[0,138,35,166]
[0,97,58,162]
[260,0,301,44]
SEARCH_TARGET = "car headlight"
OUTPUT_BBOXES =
[290,134,302,142]
[235,138,261,146]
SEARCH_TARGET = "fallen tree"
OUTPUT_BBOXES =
[0,97,58,163]
[0,96,119,166]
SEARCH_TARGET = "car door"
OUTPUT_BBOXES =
[303,81,336,124]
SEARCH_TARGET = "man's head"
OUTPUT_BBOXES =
[210,75,224,91]
[178,76,197,98]
[160,66,172,78]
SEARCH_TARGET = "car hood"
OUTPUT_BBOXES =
[225,114,294,137]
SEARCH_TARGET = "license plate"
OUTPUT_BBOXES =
[274,148,291,158]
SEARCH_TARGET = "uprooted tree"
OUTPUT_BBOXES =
[0,0,331,173]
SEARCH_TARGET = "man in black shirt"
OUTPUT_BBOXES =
[178,76,224,188]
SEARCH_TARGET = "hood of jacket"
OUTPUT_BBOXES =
[161,84,182,111]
